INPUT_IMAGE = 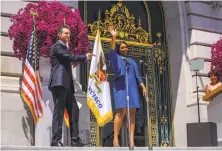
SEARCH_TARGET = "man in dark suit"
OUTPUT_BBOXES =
[48,25,93,147]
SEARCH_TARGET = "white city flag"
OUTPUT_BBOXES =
[87,30,113,127]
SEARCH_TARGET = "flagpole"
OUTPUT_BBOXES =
[94,9,101,147]
[88,9,113,147]
[125,63,133,150]
[30,8,38,146]
[96,11,101,146]
[30,8,38,71]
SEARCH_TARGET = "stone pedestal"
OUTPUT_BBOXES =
[207,93,222,146]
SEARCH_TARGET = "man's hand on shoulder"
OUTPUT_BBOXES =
[86,52,95,60]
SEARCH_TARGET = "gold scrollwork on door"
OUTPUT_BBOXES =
[88,2,151,44]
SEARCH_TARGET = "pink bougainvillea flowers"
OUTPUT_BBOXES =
[211,38,222,81]
[8,1,89,63]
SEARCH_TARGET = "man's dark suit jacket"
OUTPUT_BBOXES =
[48,41,87,93]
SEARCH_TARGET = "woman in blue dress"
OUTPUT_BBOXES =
[108,26,146,147]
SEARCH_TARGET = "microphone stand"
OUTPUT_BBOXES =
[195,70,200,123]
[125,63,133,150]
[145,72,150,148]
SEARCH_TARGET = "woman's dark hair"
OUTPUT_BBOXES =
[208,70,222,82]
[208,70,218,78]
[115,41,128,55]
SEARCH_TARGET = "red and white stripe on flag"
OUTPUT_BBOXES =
[21,59,43,124]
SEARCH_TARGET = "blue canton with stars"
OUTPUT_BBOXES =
[26,27,40,71]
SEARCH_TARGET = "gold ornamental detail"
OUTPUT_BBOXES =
[153,33,167,75]
[88,2,151,44]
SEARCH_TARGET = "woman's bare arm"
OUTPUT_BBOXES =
[108,26,117,50]
[140,82,146,96]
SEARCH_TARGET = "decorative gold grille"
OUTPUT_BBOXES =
[88,2,151,44]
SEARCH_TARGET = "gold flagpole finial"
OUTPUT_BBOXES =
[30,8,38,17]
[97,9,101,32]
[30,8,38,25]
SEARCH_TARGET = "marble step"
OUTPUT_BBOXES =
[1,146,222,151]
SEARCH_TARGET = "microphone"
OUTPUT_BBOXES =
[140,60,148,67]
[122,57,131,65]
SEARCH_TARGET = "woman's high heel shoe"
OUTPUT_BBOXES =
[113,140,120,147]
[130,142,135,148]
[113,143,120,147]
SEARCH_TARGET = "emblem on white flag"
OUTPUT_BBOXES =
[87,30,113,127]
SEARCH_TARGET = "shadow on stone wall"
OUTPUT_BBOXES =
[21,100,35,145]
[19,60,34,146]
[74,81,90,145]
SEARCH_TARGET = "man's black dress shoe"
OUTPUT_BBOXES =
[51,142,63,146]
[71,138,85,147]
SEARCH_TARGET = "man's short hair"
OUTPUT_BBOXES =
[57,24,70,34]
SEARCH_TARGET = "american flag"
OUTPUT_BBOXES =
[21,25,43,124]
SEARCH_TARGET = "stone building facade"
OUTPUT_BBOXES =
[1,1,222,147]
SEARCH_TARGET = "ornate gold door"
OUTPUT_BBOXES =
[79,1,174,147]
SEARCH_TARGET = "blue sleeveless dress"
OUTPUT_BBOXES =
[109,49,143,110]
